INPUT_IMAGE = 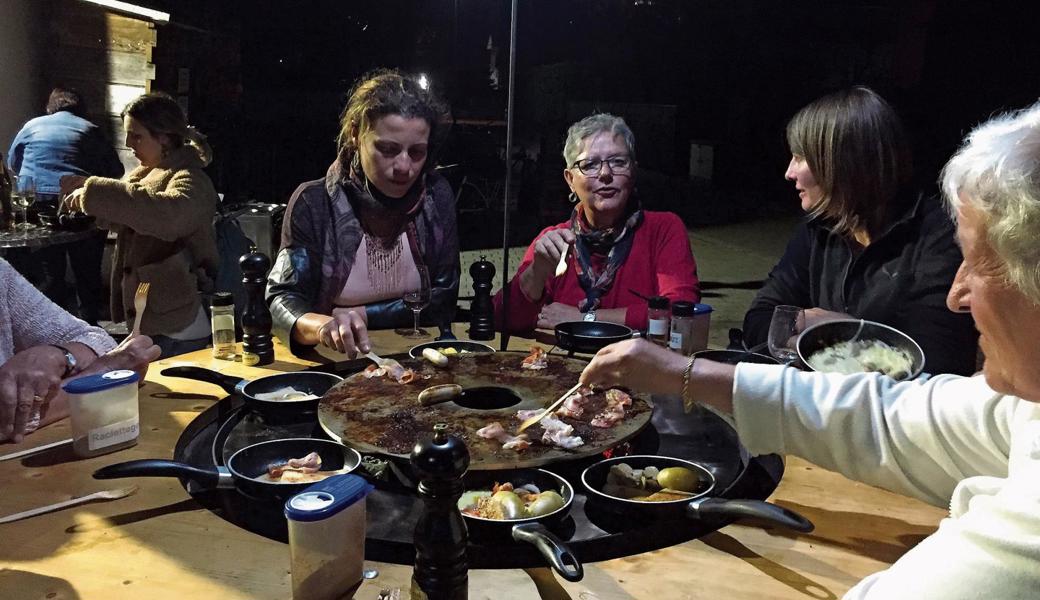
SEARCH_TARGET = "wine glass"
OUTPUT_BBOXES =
[396,279,432,339]
[13,175,36,233]
[767,305,804,364]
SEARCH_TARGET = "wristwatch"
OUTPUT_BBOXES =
[50,344,77,378]
[583,310,597,322]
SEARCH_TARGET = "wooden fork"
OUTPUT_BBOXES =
[131,282,150,337]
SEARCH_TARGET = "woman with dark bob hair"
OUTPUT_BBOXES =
[742,86,978,375]
[267,70,459,357]
[61,92,219,358]
[494,113,699,334]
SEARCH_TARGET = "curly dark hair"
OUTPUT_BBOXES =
[336,69,451,173]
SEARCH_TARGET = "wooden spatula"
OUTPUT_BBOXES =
[0,485,138,524]
[516,382,583,435]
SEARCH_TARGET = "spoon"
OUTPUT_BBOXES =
[0,485,138,524]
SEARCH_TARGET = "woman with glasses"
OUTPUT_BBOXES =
[741,87,977,375]
[495,113,699,334]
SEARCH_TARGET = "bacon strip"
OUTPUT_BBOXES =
[590,388,633,428]
[521,347,548,370]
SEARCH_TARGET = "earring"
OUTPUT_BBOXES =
[568,191,579,204]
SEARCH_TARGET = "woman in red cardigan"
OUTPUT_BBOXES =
[494,113,700,334]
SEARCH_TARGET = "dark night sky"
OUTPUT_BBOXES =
[136,0,1040,231]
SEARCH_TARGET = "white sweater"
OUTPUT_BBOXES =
[732,364,1040,600]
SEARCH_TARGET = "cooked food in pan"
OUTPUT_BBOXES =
[807,339,914,379]
[252,386,319,402]
[601,462,702,502]
[362,360,417,384]
[261,452,349,484]
[476,422,531,451]
[458,481,566,520]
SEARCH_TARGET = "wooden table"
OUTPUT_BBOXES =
[0,330,945,599]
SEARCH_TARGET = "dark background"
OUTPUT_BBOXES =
[136,0,1040,248]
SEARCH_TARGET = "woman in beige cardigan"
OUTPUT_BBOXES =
[62,93,219,358]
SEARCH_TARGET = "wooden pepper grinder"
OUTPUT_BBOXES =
[468,255,495,341]
[239,246,274,366]
[410,423,469,600]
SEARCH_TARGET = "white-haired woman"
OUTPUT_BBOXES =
[579,102,1040,598]
[494,113,700,334]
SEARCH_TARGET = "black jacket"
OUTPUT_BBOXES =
[743,194,978,375]
[266,164,459,356]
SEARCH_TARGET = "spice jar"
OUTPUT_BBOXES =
[211,292,236,360]
[285,474,374,600]
[647,296,671,346]
[62,370,140,458]
[689,303,713,353]
[669,301,696,354]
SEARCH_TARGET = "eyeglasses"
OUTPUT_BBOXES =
[570,155,633,177]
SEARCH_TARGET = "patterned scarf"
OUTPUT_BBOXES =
[570,203,644,312]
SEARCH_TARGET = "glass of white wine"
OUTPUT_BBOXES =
[12,175,35,233]
[767,305,804,364]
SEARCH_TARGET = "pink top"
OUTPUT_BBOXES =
[335,232,422,307]
[494,211,700,333]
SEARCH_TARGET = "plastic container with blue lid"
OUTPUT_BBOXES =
[284,474,374,599]
[62,369,140,458]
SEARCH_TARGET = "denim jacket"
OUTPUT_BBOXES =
[266,161,459,354]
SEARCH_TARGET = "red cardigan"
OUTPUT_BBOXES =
[494,211,700,333]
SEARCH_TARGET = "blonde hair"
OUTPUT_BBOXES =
[122,92,213,166]
[941,101,1040,304]
[786,87,911,237]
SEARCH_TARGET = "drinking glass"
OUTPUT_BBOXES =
[396,279,432,339]
[767,305,804,363]
[12,175,35,232]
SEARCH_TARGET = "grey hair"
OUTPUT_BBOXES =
[941,100,1040,303]
[562,113,636,166]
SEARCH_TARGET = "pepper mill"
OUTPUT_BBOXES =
[468,255,495,341]
[410,423,469,600]
[239,246,274,366]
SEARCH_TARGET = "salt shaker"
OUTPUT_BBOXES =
[285,474,374,600]
[210,292,236,360]
[62,370,140,458]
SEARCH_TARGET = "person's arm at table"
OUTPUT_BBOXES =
[742,223,815,347]
[580,338,1011,506]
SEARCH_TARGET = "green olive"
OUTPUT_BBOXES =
[527,490,566,517]
[491,490,525,519]
[656,467,700,493]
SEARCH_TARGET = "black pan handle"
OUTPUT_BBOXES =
[686,497,814,533]
[93,459,230,489]
[511,522,584,582]
[161,366,244,395]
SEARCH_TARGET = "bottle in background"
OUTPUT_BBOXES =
[211,292,237,360]
[647,296,671,346]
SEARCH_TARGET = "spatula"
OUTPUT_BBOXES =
[516,382,583,435]
[0,485,138,524]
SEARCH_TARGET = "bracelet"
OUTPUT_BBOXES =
[681,355,697,413]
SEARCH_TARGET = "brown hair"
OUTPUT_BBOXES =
[336,69,450,173]
[786,86,912,237]
[122,92,213,166]
[46,87,86,117]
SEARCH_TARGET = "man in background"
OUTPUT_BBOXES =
[7,87,124,324]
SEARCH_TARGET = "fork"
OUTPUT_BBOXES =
[131,282,150,337]
[0,485,138,524]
